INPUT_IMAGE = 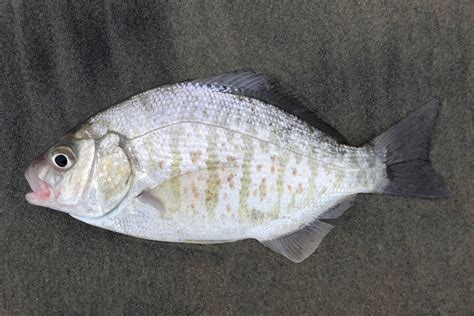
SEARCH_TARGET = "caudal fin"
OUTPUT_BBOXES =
[372,98,448,199]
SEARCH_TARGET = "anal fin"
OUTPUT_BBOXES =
[260,220,333,263]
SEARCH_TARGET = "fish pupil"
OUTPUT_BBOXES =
[54,154,68,168]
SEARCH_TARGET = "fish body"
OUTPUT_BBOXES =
[25,71,448,262]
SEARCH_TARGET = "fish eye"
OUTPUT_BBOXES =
[51,146,75,169]
[54,154,68,167]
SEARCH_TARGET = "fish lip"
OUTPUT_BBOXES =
[24,165,52,204]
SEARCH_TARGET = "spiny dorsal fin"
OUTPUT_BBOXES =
[192,71,347,143]
[260,219,333,263]
[319,195,357,219]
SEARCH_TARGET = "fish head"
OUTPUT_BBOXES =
[25,133,131,218]
[25,137,96,214]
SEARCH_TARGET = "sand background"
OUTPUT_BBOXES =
[1,1,472,314]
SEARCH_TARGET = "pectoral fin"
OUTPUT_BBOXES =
[137,173,190,216]
[136,166,233,217]
[137,189,167,212]
[260,220,333,263]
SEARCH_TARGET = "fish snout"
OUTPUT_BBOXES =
[25,163,52,205]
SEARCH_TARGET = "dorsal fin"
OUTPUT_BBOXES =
[260,219,334,263]
[192,71,347,143]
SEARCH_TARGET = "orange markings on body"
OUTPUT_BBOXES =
[227,173,235,188]
[298,183,304,193]
[227,156,237,165]
[190,151,201,164]
[192,182,200,199]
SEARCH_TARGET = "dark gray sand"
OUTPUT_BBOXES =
[1,1,472,314]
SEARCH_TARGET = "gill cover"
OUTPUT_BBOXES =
[83,133,132,217]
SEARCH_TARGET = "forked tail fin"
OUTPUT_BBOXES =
[372,98,449,198]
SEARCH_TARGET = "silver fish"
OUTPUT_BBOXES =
[25,71,448,262]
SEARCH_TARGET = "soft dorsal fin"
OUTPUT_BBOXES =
[319,195,357,219]
[260,219,334,263]
[192,71,347,143]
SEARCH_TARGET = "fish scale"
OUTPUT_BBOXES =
[80,83,368,168]
[87,119,380,240]
[25,71,447,262]
[84,82,385,240]
[81,82,383,240]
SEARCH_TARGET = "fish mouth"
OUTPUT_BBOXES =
[25,166,52,205]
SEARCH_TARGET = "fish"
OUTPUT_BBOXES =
[25,71,448,263]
